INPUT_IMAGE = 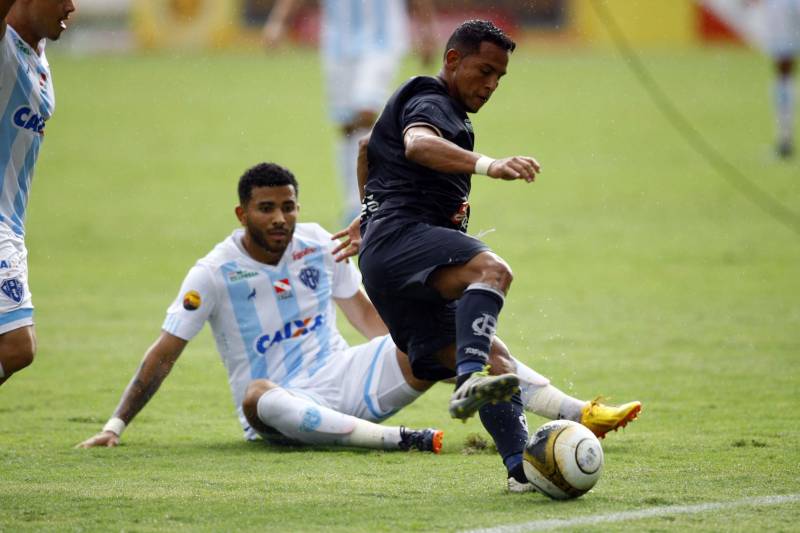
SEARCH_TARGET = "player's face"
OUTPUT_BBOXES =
[448,41,510,113]
[28,0,75,41]
[237,185,299,263]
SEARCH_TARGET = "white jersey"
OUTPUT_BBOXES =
[320,0,410,61]
[0,26,54,237]
[162,224,361,431]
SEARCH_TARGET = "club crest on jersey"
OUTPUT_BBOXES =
[450,201,470,232]
[273,278,293,300]
[254,314,325,353]
[1,278,24,303]
[182,290,201,311]
[12,106,46,135]
[299,267,320,290]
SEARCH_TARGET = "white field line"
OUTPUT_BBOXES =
[461,494,800,533]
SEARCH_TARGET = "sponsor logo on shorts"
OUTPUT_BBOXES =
[254,314,324,353]
[1,278,24,303]
[292,247,318,261]
[182,290,201,311]
[300,407,322,432]
[227,269,258,283]
[0,260,9,269]
[299,267,320,290]
[273,278,293,300]
[471,313,497,339]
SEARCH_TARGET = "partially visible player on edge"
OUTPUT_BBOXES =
[763,0,800,158]
[262,0,437,222]
[78,162,443,453]
[0,0,75,387]
[346,19,641,491]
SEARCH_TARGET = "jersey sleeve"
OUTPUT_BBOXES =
[401,93,461,140]
[162,264,217,341]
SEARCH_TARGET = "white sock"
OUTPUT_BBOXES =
[512,357,586,422]
[256,388,402,450]
[774,76,795,144]
[337,129,369,218]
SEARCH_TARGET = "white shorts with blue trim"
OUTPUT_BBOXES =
[765,0,800,58]
[0,224,33,335]
[323,52,405,125]
[284,334,418,423]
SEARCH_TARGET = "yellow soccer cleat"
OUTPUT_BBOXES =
[580,398,641,439]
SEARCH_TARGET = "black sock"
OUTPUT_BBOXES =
[455,284,504,379]
[479,392,528,476]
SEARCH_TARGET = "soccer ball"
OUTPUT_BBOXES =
[522,420,604,500]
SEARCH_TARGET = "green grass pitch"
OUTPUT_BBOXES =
[0,44,798,531]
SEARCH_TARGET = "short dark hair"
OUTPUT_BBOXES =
[238,162,299,205]
[445,20,516,58]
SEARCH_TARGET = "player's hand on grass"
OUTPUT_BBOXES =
[487,156,541,183]
[76,431,120,449]
[331,215,361,263]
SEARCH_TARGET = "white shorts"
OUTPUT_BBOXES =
[765,0,800,58]
[323,52,404,125]
[0,224,33,335]
[285,334,417,422]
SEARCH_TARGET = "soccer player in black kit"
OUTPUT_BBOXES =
[351,20,544,488]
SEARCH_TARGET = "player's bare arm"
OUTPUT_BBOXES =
[335,289,389,339]
[403,125,541,182]
[76,332,187,448]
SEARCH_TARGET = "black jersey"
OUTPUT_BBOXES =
[363,76,475,231]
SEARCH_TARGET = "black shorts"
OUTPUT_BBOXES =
[359,217,489,381]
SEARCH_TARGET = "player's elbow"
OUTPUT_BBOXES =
[404,138,426,163]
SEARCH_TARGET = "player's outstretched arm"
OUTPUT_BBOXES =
[404,126,541,182]
[335,290,389,340]
[76,332,187,448]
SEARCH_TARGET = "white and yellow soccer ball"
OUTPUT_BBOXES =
[522,420,604,500]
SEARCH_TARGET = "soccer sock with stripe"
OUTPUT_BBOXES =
[455,283,504,384]
[256,388,401,450]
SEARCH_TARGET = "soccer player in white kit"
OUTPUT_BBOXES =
[79,163,641,473]
[262,0,437,221]
[764,0,800,157]
[79,162,444,452]
[0,0,75,387]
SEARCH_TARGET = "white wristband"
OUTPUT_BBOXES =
[103,417,126,436]
[474,155,496,175]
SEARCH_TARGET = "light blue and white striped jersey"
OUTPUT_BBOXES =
[320,0,410,60]
[162,224,361,433]
[0,26,54,237]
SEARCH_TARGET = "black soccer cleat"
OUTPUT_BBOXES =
[399,426,444,454]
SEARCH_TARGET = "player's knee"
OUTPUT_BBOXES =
[242,379,277,424]
[473,252,513,291]
[0,331,36,374]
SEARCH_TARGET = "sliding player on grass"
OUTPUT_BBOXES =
[79,163,640,474]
